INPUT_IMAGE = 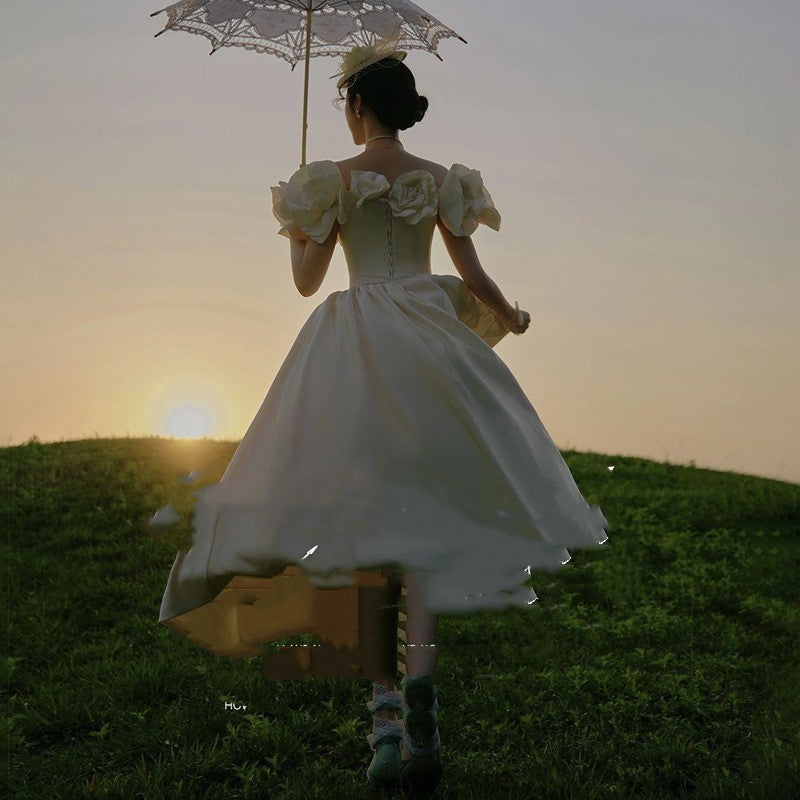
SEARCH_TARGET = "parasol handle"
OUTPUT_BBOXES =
[300,5,312,168]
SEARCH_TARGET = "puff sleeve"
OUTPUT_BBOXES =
[438,163,501,237]
[270,160,348,244]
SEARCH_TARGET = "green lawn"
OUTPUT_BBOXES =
[3,436,799,799]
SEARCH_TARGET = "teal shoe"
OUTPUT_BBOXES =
[365,682,406,785]
[366,716,404,784]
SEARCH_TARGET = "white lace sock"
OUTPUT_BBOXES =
[365,681,406,750]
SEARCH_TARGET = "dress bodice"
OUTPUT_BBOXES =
[271,160,501,288]
[338,184,438,286]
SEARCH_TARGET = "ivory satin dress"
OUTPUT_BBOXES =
[157,160,610,673]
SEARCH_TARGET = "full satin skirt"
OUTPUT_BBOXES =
[157,273,610,658]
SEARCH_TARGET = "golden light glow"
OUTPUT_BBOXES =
[161,404,213,439]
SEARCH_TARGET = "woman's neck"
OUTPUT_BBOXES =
[364,136,403,152]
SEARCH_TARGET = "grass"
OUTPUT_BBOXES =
[3,435,799,799]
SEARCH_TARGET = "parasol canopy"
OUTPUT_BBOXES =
[150,1,467,166]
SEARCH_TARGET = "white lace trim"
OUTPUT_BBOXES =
[366,715,404,750]
[366,681,407,713]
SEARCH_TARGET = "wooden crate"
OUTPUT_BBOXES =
[261,567,407,681]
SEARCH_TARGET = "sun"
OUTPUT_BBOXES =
[162,404,213,439]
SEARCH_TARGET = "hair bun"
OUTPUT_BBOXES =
[345,60,429,131]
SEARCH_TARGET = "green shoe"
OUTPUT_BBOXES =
[365,682,406,785]
[365,716,403,784]
[400,750,443,799]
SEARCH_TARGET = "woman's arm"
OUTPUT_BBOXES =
[289,222,339,297]
[436,217,518,325]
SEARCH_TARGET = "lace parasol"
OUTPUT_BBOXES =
[149,1,467,167]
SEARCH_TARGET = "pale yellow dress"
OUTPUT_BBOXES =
[157,161,610,673]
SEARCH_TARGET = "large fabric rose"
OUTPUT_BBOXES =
[349,170,390,207]
[270,160,347,244]
[438,163,501,236]
[386,170,439,225]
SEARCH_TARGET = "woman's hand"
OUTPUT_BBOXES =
[501,302,532,335]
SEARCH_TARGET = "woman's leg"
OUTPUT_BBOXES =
[370,571,401,719]
[367,570,439,718]
[398,570,443,788]
[402,571,438,678]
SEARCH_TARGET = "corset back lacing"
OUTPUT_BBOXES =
[384,202,396,280]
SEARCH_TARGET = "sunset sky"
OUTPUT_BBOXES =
[5,1,799,484]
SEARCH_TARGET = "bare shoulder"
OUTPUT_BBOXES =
[334,155,451,187]
[333,157,357,184]
[415,158,450,187]
[334,156,360,172]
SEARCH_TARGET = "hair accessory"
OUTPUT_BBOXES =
[330,34,407,90]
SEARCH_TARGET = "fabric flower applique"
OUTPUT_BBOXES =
[349,171,390,207]
[387,170,439,225]
[270,160,347,244]
[438,163,501,236]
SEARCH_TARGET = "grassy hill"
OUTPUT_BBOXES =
[3,436,799,799]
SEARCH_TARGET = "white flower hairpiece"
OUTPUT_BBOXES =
[330,34,407,90]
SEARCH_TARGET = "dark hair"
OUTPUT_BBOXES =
[344,57,429,131]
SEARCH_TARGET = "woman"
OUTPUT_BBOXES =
[158,38,610,798]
